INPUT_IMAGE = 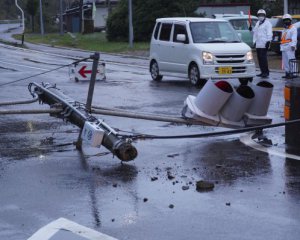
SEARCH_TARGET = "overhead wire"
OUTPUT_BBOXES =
[0,56,91,87]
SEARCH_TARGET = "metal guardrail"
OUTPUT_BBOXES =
[290,59,300,77]
[0,19,21,24]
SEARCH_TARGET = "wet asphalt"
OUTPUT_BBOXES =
[0,24,300,240]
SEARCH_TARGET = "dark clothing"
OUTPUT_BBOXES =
[256,48,269,75]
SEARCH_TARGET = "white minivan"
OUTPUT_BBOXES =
[149,17,256,86]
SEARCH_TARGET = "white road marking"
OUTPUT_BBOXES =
[240,132,300,161]
[0,43,148,69]
[27,218,118,240]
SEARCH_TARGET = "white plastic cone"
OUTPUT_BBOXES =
[221,85,255,122]
[247,81,273,116]
[194,80,233,116]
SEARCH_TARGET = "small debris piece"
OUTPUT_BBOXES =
[167,153,180,158]
[111,219,115,222]
[167,171,175,180]
[143,198,148,202]
[182,186,189,191]
[112,183,117,188]
[151,177,158,181]
[226,202,231,206]
[216,164,223,168]
[196,180,215,191]
[169,204,174,209]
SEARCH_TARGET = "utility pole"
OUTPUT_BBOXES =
[80,0,84,33]
[59,0,64,35]
[107,0,111,14]
[284,0,288,14]
[128,0,133,48]
[39,0,44,35]
[86,52,99,112]
[15,0,25,45]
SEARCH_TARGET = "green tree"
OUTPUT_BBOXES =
[248,0,283,17]
[0,0,20,19]
[26,0,39,32]
[106,0,199,42]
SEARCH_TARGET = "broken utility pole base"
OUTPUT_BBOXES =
[28,82,137,162]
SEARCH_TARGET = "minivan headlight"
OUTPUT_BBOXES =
[203,51,214,64]
[246,51,254,63]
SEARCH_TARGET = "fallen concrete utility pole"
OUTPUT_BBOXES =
[0,109,61,115]
[29,82,137,161]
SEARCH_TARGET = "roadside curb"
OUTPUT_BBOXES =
[26,41,149,60]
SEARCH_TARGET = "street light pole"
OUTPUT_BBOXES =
[284,0,288,14]
[128,0,133,48]
[59,0,64,35]
[39,0,44,35]
[80,0,84,33]
[14,0,25,44]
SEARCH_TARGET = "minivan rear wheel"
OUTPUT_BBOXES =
[150,60,163,81]
[189,64,206,87]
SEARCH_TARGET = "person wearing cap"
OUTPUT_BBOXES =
[280,14,297,79]
[252,9,272,78]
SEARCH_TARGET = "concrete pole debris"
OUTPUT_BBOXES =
[30,82,137,161]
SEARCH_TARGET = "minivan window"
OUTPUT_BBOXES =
[230,19,248,30]
[153,22,161,40]
[271,18,300,28]
[190,22,240,43]
[229,19,257,30]
[159,23,172,41]
[173,24,189,43]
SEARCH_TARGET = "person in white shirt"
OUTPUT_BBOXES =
[252,9,273,78]
[280,14,298,79]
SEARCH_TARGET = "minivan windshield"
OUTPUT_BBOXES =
[190,21,241,43]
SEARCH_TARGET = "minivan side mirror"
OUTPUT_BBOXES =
[176,34,187,43]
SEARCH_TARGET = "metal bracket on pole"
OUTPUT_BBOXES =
[86,52,100,112]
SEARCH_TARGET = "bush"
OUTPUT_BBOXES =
[106,0,199,42]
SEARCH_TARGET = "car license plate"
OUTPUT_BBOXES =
[219,67,232,74]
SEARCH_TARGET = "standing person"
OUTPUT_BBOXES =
[280,14,298,79]
[252,9,273,78]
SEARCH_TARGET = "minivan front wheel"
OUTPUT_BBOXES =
[150,60,163,81]
[189,64,206,87]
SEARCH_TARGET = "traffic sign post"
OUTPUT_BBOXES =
[69,61,106,82]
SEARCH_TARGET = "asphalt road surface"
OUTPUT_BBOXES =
[1,25,300,240]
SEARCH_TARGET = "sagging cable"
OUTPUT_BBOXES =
[117,119,300,140]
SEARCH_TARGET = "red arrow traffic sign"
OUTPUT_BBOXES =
[78,65,93,78]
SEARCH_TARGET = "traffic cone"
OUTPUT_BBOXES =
[244,81,273,125]
[220,85,255,127]
[182,80,233,125]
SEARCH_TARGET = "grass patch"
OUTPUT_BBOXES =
[14,32,150,54]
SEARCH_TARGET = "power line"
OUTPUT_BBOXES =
[0,57,90,87]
